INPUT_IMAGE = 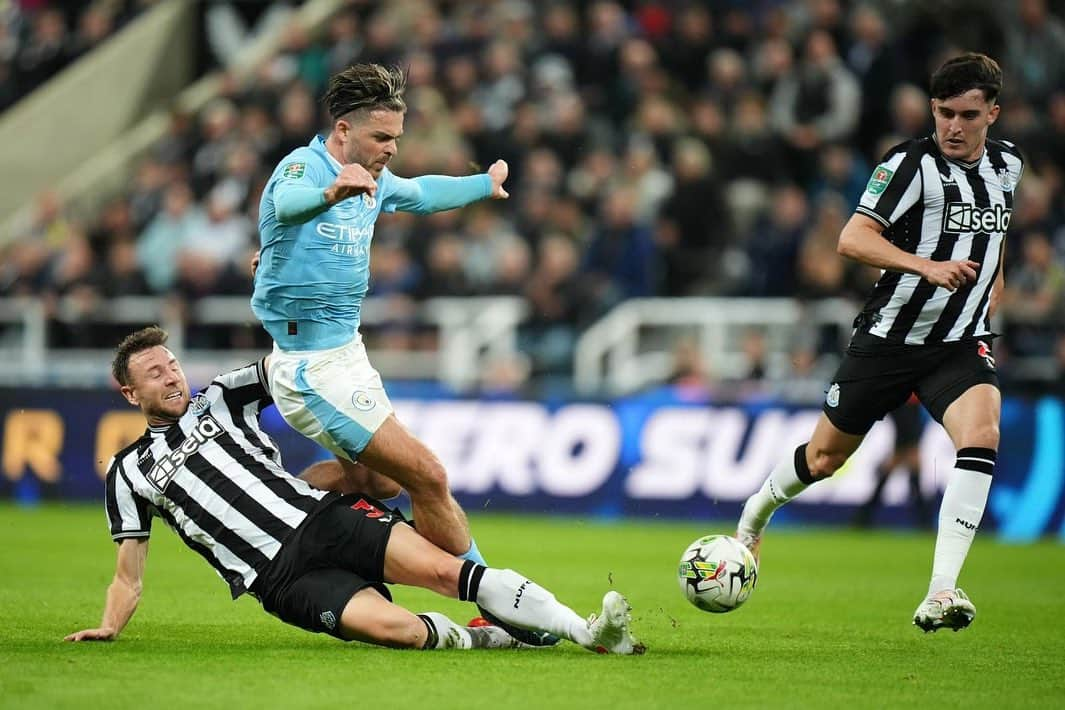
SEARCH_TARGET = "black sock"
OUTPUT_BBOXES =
[795,443,815,484]
[458,560,487,602]
[417,613,439,650]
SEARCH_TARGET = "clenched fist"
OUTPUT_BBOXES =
[325,164,377,205]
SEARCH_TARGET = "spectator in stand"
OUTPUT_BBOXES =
[417,233,471,301]
[524,234,582,374]
[744,186,808,297]
[656,137,729,296]
[581,185,656,318]
[174,184,251,298]
[1002,232,1065,357]
[1004,0,1065,108]
[14,6,67,95]
[769,29,860,183]
[889,84,933,140]
[137,183,206,293]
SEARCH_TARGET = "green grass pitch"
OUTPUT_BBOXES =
[2,504,1063,709]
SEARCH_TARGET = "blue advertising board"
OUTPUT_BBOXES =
[1,385,1062,542]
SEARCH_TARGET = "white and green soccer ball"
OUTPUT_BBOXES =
[677,535,758,613]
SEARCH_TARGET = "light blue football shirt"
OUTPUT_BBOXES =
[252,135,492,351]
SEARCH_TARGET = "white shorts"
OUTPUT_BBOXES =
[268,335,393,461]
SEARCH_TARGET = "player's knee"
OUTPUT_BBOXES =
[348,462,403,500]
[365,474,403,501]
[808,448,848,479]
[406,457,449,498]
[297,461,345,492]
[961,423,1000,450]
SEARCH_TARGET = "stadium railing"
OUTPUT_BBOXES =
[574,297,859,395]
[0,295,526,390]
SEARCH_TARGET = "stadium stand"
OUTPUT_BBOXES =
[1,0,1063,395]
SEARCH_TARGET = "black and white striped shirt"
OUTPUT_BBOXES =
[104,359,328,598]
[854,136,1023,345]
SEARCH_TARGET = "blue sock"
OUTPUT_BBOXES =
[459,538,487,565]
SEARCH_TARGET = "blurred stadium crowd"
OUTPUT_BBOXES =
[1,0,1064,387]
[0,0,159,110]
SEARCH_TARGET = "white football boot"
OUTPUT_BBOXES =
[585,591,646,655]
[913,588,976,632]
[465,624,537,649]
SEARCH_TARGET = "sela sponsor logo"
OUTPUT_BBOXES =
[955,517,977,531]
[513,580,529,609]
[942,202,1011,234]
[826,383,840,408]
[147,415,222,492]
[319,611,337,630]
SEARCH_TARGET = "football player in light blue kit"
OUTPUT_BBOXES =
[251,66,558,643]
[253,63,506,563]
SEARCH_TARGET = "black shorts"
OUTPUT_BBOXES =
[823,332,998,436]
[249,493,406,640]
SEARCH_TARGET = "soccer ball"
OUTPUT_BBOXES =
[677,535,758,613]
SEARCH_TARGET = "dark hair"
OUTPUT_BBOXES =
[930,53,1003,103]
[324,63,407,121]
[112,326,168,386]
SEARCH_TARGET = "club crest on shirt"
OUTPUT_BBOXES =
[865,165,894,195]
[996,169,1015,192]
[282,162,306,179]
[189,393,210,416]
[362,193,376,209]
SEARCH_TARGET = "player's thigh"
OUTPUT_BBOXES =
[941,384,1001,449]
[339,458,404,499]
[260,566,392,640]
[381,520,463,597]
[358,415,448,493]
[298,458,403,499]
[915,338,999,440]
[338,586,426,648]
[822,351,915,437]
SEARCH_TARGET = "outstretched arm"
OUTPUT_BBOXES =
[386,160,508,215]
[66,538,148,641]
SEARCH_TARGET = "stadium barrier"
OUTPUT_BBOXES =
[0,295,525,390]
[2,383,1061,543]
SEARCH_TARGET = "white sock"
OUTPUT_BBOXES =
[737,443,815,539]
[928,448,995,595]
[417,612,472,649]
[468,567,592,647]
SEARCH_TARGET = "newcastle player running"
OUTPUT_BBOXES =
[735,53,1022,632]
